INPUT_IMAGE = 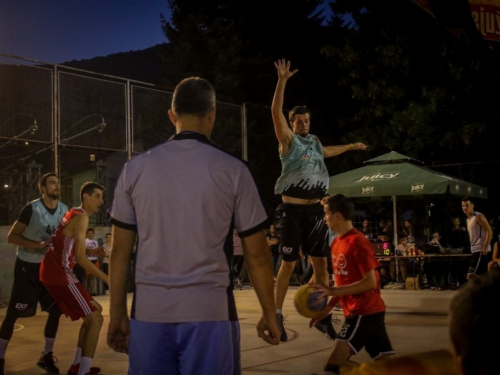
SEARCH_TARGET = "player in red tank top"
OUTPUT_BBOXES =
[40,182,108,375]
[40,208,84,286]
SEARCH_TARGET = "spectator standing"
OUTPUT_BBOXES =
[266,224,281,278]
[394,236,411,283]
[102,232,112,295]
[84,228,102,296]
[361,219,374,241]
[448,216,470,287]
[402,219,416,244]
[293,248,314,286]
[232,229,245,289]
[271,59,367,342]
[377,219,387,238]
[448,216,469,250]
[461,196,493,279]
[423,232,449,290]
[0,173,68,375]
[384,219,394,241]
[40,182,108,375]
[107,77,280,374]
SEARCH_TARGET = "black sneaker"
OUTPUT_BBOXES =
[277,312,288,342]
[67,363,101,375]
[314,313,337,341]
[233,277,243,290]
[36,351,60,374]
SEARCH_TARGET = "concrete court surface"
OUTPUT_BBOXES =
[1,287,455,374]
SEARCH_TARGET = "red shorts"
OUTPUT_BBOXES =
[43,282,97,321]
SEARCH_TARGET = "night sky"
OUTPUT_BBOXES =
[0,0,171,64]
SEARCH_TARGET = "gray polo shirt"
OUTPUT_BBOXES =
[111,131,267,323]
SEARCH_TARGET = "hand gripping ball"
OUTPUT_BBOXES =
[293,284,328,319]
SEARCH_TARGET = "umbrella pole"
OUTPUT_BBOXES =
[392,195,399,282]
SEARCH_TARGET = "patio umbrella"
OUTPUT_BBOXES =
[328,151,488,246]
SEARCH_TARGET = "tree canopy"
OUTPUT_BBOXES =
[160,0,500,216]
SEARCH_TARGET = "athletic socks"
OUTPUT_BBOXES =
[0,338,9,358]
[78,357,92,375]
[276,309,282,314]
[43,337,56,355]
[72,347,82,366]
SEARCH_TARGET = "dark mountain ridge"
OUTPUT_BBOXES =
[61,43,171,89]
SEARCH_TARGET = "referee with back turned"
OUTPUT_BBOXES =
[107,76,280,375]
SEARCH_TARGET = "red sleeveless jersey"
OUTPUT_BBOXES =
[40,208,84,286]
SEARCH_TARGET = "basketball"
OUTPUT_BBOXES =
[293,284,328,319]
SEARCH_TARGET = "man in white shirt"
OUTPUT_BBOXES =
[85,228,103,295]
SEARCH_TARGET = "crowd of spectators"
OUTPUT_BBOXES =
[353,215,476,289]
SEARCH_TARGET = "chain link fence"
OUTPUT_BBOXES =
[0,54,283,226]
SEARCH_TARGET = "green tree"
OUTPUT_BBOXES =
[161,0,337,214]
[321,0,500,177]
[161,0,328,103]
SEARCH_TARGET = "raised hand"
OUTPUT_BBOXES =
[274,59,298,80]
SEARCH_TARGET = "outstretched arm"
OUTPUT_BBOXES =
[271,59,298,156]
[322,142,367,158]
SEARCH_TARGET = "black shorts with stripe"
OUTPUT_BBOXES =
[273,202,330,262]
[6,257,61,318]
[467,251,492,276]
[337,311,394,358]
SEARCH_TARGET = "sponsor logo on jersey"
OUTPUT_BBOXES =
[282,246,293,254]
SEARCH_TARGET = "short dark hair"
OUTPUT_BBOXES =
[449,271,500,374]
[86,228,95,233]
[171,77,215,116]
[461,196,473,204]
[106,232,111,236]
[323,194,354,221]
[288,105,311,122]
[38,172,58,194]
[80,182,104,202]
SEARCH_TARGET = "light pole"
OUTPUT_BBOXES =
[59,114,106,143]
[0,113,38,151]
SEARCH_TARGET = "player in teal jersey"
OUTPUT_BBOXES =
[0,173,68,375]
[271,59,367,342]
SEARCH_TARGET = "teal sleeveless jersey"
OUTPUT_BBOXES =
[17,199,69,263]
[274,134,329,199]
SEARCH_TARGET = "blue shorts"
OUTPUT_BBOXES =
[128,319,241,375]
